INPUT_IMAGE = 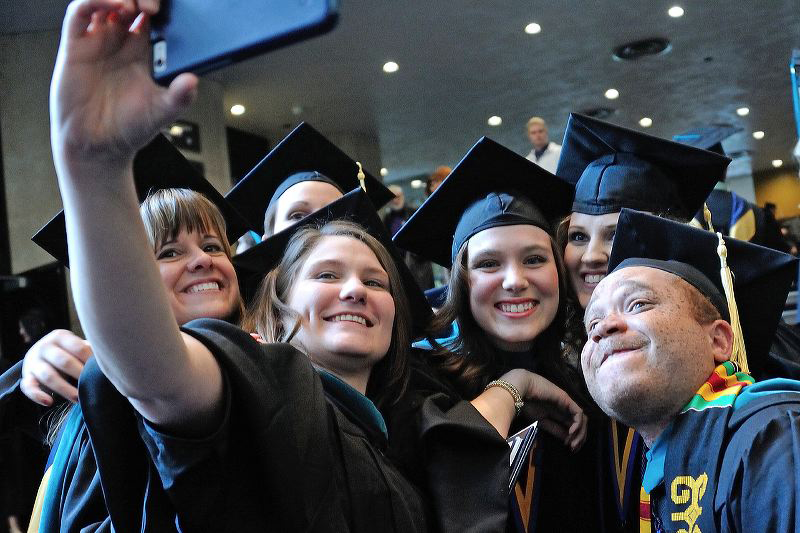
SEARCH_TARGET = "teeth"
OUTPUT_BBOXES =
[584,274,605,284]
[499,302,534,313]
[188,282,219,293]
[332,314,367,326]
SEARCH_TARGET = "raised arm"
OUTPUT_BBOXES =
[50,0,222,433]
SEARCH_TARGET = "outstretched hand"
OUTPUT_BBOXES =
[50,0,198,169]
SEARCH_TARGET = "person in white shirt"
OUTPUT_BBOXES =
[525,116,561,174]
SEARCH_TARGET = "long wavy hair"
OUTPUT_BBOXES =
[244,220,413,409]
[428,228,588,404]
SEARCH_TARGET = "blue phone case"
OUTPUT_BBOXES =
[151,0,339,85]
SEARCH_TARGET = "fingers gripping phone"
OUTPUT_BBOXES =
[151,0,339,85]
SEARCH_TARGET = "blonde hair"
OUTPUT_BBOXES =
[245,220,412,407]
[526,116,547,129]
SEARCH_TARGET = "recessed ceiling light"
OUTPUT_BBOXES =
[773,159,783,168]
[753,131,765,140]
[524,22,541,34]
[667,6,684,17]
[230,104,245,116]
[639,117,653,127]
[736,107,749,116]
[382,61,399,73]
[410,179,424,189]
[380,167,388,177]
[169,124,184,136]
[604,88,619,100]
[488,116,503,126]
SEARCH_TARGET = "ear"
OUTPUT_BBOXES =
[708,319,734,364]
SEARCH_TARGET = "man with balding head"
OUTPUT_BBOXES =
[582,209,800,533]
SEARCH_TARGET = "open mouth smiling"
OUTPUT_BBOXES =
[324,313,373,327]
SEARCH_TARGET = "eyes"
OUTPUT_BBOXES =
[567,228,616,245]
[585,298,651,334]
[313,271,389,290]
[471,255,548,270]
[286,210,310,222]
[156,240,225,260]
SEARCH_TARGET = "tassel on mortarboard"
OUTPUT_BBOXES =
[716,232,748,373]
[356,162,366,192]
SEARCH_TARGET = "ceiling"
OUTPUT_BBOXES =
[3,1,799,182]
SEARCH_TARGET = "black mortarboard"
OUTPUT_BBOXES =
[556,113,731,220]
[608,208,797,369]
[393,137,574,268]
[225,122,394,231]
[672,125,742,157]
[233,188,432,336]
[32,134,253,265]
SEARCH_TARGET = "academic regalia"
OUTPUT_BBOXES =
[673,125,800,382]
[608,209,799,533]
[27,135,257,532]
[556,113,730,221]
[74,320,429,532]
[225,121,393,235]
[391,137,610,532]
[555,116,736,533]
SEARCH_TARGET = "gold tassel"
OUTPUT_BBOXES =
[703,203,715,233]
[716,232,748,373]
[356,162,366,192]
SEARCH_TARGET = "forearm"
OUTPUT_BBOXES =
[469,370,528,438]
[55,156,221,427]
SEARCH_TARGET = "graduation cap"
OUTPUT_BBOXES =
[392,136,574,268]
[608,208,798,372]
[234,188,432,337]
[672,125,742,157]
[225,122,394,232]
[556,113,731,220]
[32,134,253,265]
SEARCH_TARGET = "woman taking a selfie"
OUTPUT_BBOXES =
[48,2,435,530]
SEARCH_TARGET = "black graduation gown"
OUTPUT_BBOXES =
[386,348,604,533]
[76,318,428,532]
[647,377,800,532]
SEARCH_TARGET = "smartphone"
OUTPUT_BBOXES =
[151,0,339,85]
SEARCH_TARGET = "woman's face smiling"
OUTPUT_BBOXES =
[156,228,240,326]
[272,181,344,234]
[286,236,395,379]
[564,211,620,309]
[466,224,560,352]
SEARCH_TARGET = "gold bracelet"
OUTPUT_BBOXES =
[484,379,524,415]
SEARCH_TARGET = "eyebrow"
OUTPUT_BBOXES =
[471,244,550,258]
[305,258,389,278]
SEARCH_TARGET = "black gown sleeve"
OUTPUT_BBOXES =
[135,318,350,532]
[386,352,510,533]
[717,402,800,532]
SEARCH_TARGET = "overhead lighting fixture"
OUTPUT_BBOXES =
[524,22,541,34]
[169,124,184,136]
[380,167,388,177]
[230,104,245,116]
[736,107,750,116]
[772,159,783,168]
[382,61,399,73]
[410,179,424,189]
[639,117,653,127]
[291,105,303,116]
[604,88,619,100]
[667,6,684,17]
[488,116,502,126]
[753,130,765,140]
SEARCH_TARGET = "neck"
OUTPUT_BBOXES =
[534,141,548,152]
[636,418,673,448]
